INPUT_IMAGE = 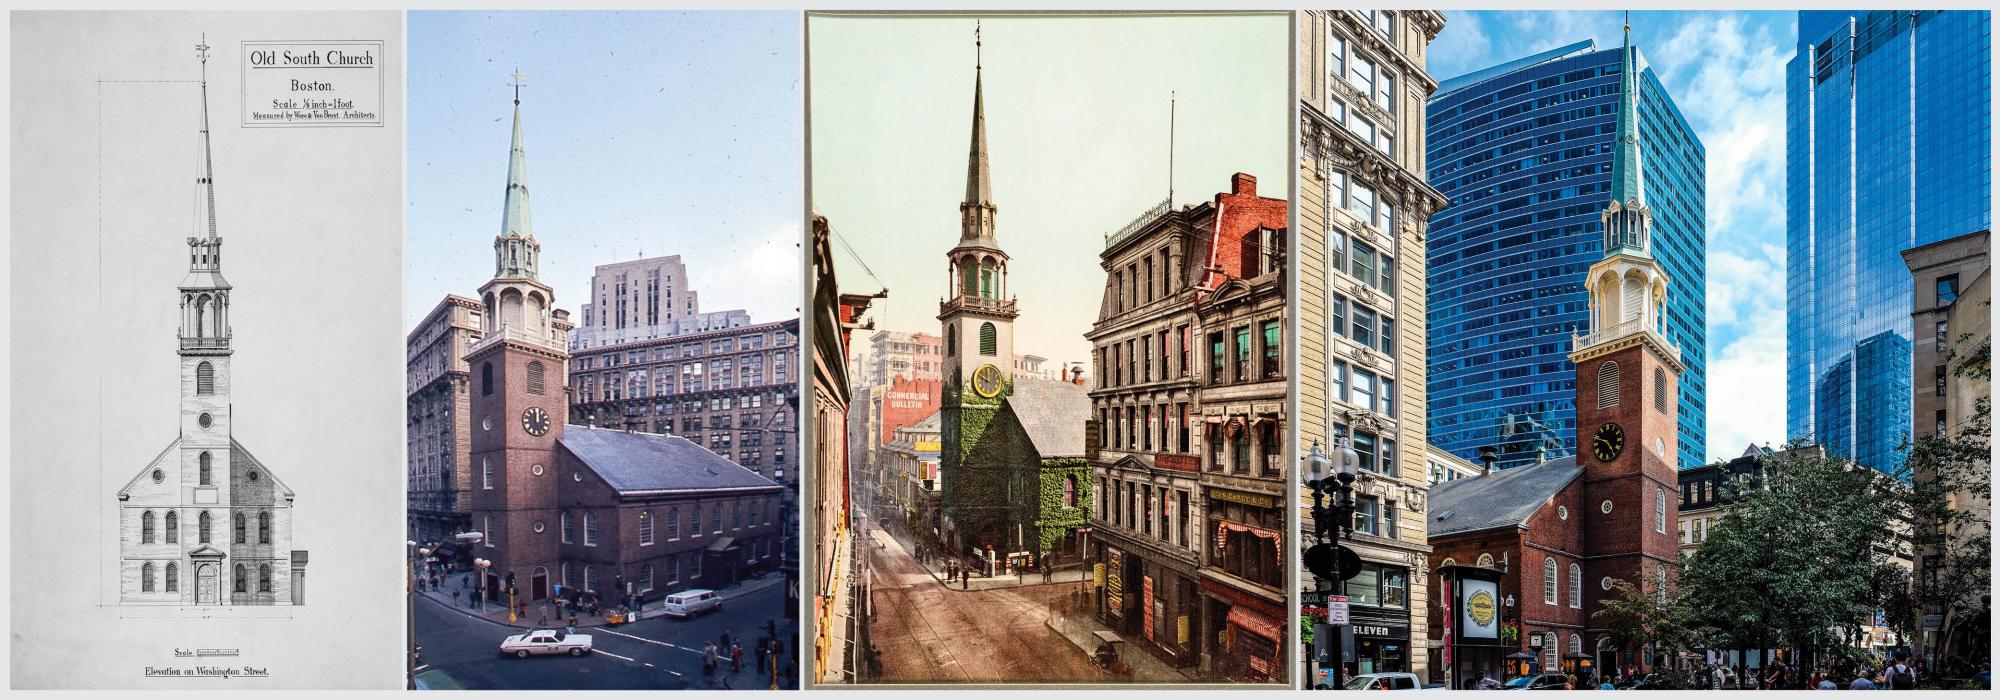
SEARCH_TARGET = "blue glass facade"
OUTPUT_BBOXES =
[1785,10,1991,475]
[1425,41,1708,471]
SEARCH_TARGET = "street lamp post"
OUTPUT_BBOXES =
[474,557,492,612]
[1304,439,1360,690]
[406,540,418,689]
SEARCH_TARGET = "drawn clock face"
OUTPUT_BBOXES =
[1591,422,1626,462]
[971,364,1004,398]
[521,406,551,437]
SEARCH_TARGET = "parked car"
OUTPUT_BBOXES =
[1504,673,1572,690]
[499,630,593,658]
[1344,672,1426,690]
[661,589,722,619]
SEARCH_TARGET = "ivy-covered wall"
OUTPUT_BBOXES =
[1030,457,1094,552]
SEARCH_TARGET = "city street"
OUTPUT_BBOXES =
[413,582,797,690]
[863,521,1106,683]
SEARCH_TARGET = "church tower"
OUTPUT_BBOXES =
[179,37,235,512]
[466,75,574,601]
[1569,18,1683,617]
[939,24,1019,545]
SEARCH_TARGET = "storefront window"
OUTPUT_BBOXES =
[1347,565,1380,606]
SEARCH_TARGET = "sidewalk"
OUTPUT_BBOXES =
[1045,612,1200,683]
[861,525,1090,592]
[416,570,786,630]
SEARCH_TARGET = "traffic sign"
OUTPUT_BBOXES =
[1327,595,1350,625]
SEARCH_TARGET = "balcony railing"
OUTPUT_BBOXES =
[467,325,564,354]
[939,296,1018,316]
[180,337,230,351]
[1573,318,1680,361]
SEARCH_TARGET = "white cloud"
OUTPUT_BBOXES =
[688,221,803,320]
[1705,330,1787,459]
[1652,14,1790,241]
[1704,242,1785,336]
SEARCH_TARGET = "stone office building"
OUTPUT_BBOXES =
[568,318,801,485]
[1296,8,1448,685]
[572,253,753,350]
[408,294,482,551]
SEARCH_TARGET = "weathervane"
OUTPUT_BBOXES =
[510,66,528,105]
[975,20,982,70]
[195,33,210,82]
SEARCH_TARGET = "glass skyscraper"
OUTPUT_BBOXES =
[1425,39,1708,471]
[1786,10,1991,475]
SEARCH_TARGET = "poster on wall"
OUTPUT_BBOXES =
[1459,577,1500,640]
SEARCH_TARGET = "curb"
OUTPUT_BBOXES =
[417,574,786,630]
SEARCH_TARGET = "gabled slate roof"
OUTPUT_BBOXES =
[559,424,778,495]
[1427,456,1582,537]
[1003,378,1090,459]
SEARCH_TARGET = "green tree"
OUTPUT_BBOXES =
[1594,575,1709,667]
[1900,329,1991,669]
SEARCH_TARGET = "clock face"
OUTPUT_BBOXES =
[521,406,551,436]
[971,364,1004,398]
[1591,423,1626,462]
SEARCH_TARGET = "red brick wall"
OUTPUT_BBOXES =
[1204,173,1288,286]
[1571,343,1683,622]
[878,377,941,446]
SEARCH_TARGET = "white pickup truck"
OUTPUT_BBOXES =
[499,630,593,658]
[1344,672,1442,690]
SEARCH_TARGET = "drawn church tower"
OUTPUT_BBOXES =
[117,38,307,606]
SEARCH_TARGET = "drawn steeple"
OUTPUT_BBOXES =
[181,35,231,355]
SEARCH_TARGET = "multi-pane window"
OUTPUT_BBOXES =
[1234,327,1251,382]
[1330,296,1348,343]
[639,511,654,545]
[667,507,680,539]
[584,512,598,546]
[1354,430,1379,472]
[1352,369,1377,412]
[1353,495,1380,535]
[1569,563,1583,608]
[1208,332,1225,382]
[141,511,156,544]
[1326,33,1347,108]
[561,511,573,543]
[1543,557,1559,604]
[1352,306,1377,349]
[1330,361,1348,403]
[1261,320,1282,379]
[1352,241,1378,288]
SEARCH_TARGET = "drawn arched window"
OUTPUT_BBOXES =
[258,564,272,593]
[1597,360,1621,409]
[258,511,271,544]
[1544,557,1558,604]
[561,511,573,544]
[141,510,156,544]
[233,511,246,544]
[199,451,213,485]
[198,511,212,543]
[194,294,210,338]
[165,563,179,592]
[1654,367,1668,413]
[165,511,179,543]
[233,563,247,593]
[481,362,494,396]
[1063,475,1079,508]
[1569,564,1582,608]
[196,361,215,395]
[141,562,156,592]
[527,361,546,395]
[979,323,997,356]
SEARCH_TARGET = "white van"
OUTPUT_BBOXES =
[661,589,721,619]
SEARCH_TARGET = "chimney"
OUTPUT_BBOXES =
[1478,445,1498,476]
[1231,172,1256,197]
[1059,366,1068,382]
[1071,363,1086,386]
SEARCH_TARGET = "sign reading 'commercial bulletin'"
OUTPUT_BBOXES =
[240,40,384,127]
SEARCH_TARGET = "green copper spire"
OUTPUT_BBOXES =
[1608,13,1644,209]
[493,68,540,280]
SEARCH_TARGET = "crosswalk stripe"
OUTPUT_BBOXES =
[594,628,699,655]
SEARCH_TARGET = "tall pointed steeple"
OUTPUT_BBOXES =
[1607,12,1645,210]
[959,21,998,248]
[495,68,541,280]
[181,34,231,355]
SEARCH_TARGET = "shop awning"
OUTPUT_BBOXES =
[705,537,738,552]
[1227,605,1283,642]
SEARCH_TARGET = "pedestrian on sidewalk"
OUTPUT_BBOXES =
[731,642,743,673]
[960,567,970,590]
[703,641,719,680]
[537,604,549,627]
[451,589,461,607]
[755,637,769,674]
[1042,558,1053,584]
[567,614,578,636]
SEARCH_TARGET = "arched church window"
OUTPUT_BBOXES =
[979,323,997,356]
[141,562,156,592]
[141,511,156,544]
[165,563,179,592]
[1597,361,1621,409]
[233,564,247,593]
[233,512,246,544]
[199,451,213,485]
[196,361,214,395]
[1654,367,1668,413]
[258,511,271,544]
[165,511,178,543]
[526,361,546,395]
[481,362,494,396]
[198,510,212,543]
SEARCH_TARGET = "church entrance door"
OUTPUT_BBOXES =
[531,569,548,601]
[196,564,217,604]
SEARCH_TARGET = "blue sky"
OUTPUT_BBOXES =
[1429,10,1797,460]
[405,11,801,330]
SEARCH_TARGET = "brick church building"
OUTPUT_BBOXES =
[459,86,783,608]
[1425,25,1682,686]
